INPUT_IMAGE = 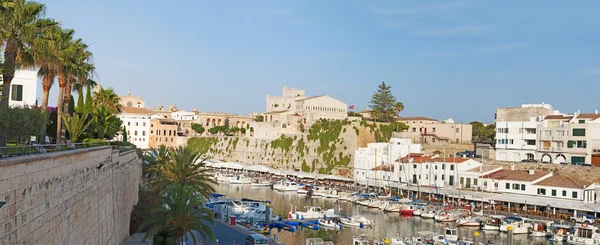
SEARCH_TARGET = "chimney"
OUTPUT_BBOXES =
[510,164,515,171]
[528,169,535,175]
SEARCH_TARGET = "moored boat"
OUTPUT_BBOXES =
[482,215,504,231]
[318,219,341,230]
[567,224,600,244]
[434,211,458,222]
[273,180,298,191]
[499,216,531,234]
[250,178,271,187]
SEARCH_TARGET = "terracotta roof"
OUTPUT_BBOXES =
[294,95,325,102]
[397,154,433,163]
[576,114,600,120]
[467,165,502,172]
[544,115,573,120]
[121,107,154,115]
[431,157,470,163]
[482,170,550,182]
[396,117,437,121]
[371,164,394,172]
[263,110,289,115]
[535,175,590,189]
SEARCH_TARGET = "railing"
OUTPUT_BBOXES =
[553,135,564,141]
[540,135,552,141]
[0,142,137,159]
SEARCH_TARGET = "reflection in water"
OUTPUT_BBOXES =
[216,185,552,245]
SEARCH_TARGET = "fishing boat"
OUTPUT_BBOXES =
[288,206,337,220]
[567,224,600,244]
[549,224,571,242]
[250,178,271,187]
[339,217,364,228]
[318,219,341,230]
[273,180,298,192]
[529,220,552,237]
[434,211,458,222]
[499,216,532,234]
[482,215,504,231]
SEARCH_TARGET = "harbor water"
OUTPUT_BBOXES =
[215,184,554,245]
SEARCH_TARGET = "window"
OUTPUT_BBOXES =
[412,128,416,132]
[450,165,454,171]
[426,165,429,169]
[521,184,526,191]
[435,165,438,170]
[10,84,23,101]
[571,156,585,164]
[512,183,519,190]
[460,177,464,185]
[434,175,437,180]
[505,183,510,189]
[562,190,567,196]
[497,128,508,133]
[509,139,514,144]
[163,130,166,135]
[134,131,138,136]
[551,190,557,196]
[441,175,445,180]
[143,122,146,126]
[579,120,586,124]
[474,178,478,186]
[456,128,459,133]
[399,166,402,171]
[432,127,436,132]
[524,128,536,134]
[442,164,445,170]
[142,131,146,136]
[135,122,138,126]
[413,164,417,169]
[128,122,131,126]
[572,191,578,199]
[573,129,586,137]
[537,188,546,195]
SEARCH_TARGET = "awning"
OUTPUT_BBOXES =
[243,165,275,173]
[491,193,591,210]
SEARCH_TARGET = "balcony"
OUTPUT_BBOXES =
[541,135,552,141]
[553,135,564,141]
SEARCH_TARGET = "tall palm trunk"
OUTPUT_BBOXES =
[0,37,18,149]
[40,72,55,111]
[63,76,72,113]
[56,74,67,144]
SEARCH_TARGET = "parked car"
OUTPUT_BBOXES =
[570,214,596,224]
[246,234,269,245]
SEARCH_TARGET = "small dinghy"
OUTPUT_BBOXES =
[318,219,342,230]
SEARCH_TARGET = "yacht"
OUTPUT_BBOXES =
[273,180,298,191]
[499,216,532,234]
[325,189,340,198]
[337,192,353,202]
[434,211,459,222]
[288,206,337,220]
[352,234,370,245]
[229,174,251,184]
[240,204,280,223]
[312,186,327,197]
[367,199,381,209]
[456,209,482,227]
[214,173,235,183]
[567,224,600,244]
[420,209,438,219]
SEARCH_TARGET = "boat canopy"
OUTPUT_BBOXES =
[505,216,523,221]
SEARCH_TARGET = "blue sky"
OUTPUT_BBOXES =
[40,0,600,123]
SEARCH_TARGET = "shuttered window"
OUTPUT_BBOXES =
[573,129,586,137]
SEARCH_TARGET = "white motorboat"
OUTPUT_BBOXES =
[499,216,532,234]
[214,173,235,183]
[312,186,327,197]
[482,215,504,231]
[434,211,458,222]
[297,185,309,194]
[444,228,458,242]
[567,224,600,244]
[456,217,482,227]
[367,199,381,209]
[530,220,552,237]
[352,234,370,245]
[229,174,251,184]
[338,192,353,202]
[288,206,337,220]
[339,217,364,228]
[350,215,373,226]
[250,178,271,187]
[273,180,298,191]
[318,219,341,230]
[240,205,279,223]
[420,209,437,219]
[549,224,571,242]
[325,189,339,198]
[412,206,423,216]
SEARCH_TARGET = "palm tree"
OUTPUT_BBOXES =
[92,105,121,139]
[93,87,121,113]
[139,183,216,245]
[60,112,92,142]
[0,0,57,108]
[149,146,216,198]
[32,26,68,111]
[394,101,404,117]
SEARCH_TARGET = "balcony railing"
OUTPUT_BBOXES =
[553,135,564,141]
[541,135,552,140]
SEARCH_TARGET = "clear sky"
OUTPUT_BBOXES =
[39,0,600,123]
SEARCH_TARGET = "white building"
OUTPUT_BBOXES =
[0,69,38,107]
[265,86,348,125]
[115,107,159,149]
[537,113,600,165]
[495,103,561,162]
[171,110,198,121]
[354,138,422,187]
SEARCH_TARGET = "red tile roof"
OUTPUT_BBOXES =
[482,170,550,182]
[371,164,394,172]
[431,157,470,163]
[121,107,155,115]
[576,114,600,120]
[544,115,573,120]
[535,175,590,189]
[396,117,437,121]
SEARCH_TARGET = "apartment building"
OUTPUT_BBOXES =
[395,117,473,144]
[148,119,179,148]
[537,113,600,165]
[115,107,156,149]
[495,103,560,162]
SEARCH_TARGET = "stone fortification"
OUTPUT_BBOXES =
[0,147,142,245]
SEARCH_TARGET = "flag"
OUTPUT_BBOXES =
[349,105,355,110]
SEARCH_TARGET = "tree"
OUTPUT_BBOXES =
[369,81,403,122]
[254,115,264,122]
[0,106,47,144]
[92,106,121,139]
[0,0,57,148]
[67,95,75,113]
[148,146,216,197]
[191,123,205,135]
[470,121,495,143]
[139,183,215,245]
[122,125,128,142]
[84,86,93,113]
[93,87,121,113]
[60,112,92,142]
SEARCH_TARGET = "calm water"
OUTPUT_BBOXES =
[215,184,555,245]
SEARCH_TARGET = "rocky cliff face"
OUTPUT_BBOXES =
[187,119,400,176]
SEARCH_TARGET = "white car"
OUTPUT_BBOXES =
[571,215,596,224]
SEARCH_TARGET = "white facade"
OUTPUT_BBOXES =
[265,86,347,126]
[114,112,162,149]
[171,110,198,121]
[354,138,422,187]
[0,70,38,107]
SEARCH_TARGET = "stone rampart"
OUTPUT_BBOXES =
[0,146,142,245]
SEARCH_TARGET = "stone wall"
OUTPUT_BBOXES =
[0,146,142,245]
[187,120,400,176]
